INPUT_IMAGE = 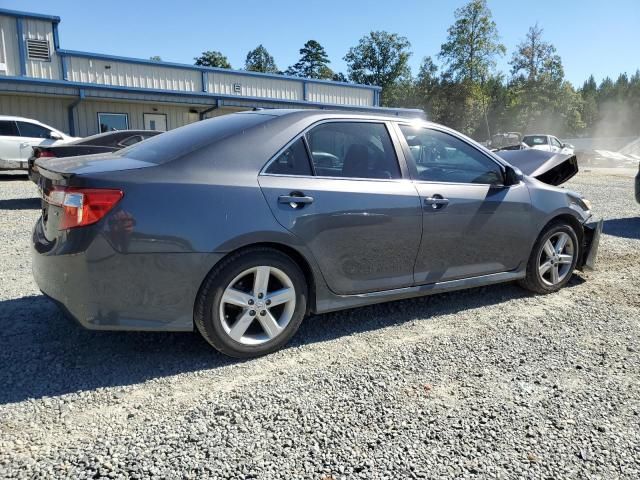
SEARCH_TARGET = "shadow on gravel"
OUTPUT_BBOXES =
[0,173,29,181]
[603,217,640,240]
[0,276,586,404]
[0,197,40,210]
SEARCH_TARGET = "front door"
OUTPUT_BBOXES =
[143,113,167,131]
[395,124,533,284]
[259,121,422,295]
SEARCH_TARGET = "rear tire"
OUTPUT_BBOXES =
[195,247,307,358]
[518,221,580,294]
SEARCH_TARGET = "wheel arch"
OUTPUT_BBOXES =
[194,242,319,323]
[537,213,585,256]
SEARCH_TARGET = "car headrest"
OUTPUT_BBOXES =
[342,144,368,178]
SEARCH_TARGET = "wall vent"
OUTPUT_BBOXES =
[26,39,50,61]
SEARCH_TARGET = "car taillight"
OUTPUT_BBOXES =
[45,187,123,230]
[36,150,56,158]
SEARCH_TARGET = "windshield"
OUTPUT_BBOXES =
[120,113,275,164]
[523,135,548,147]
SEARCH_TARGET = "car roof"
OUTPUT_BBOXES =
[241,108,426,123]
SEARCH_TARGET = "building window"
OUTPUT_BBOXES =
[98,113,129,133]
[26,39,50,61]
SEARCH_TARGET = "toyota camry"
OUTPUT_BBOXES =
[32,110,602,358]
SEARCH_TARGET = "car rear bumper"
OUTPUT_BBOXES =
[31,219,223,331]
[0,158,27,170]
[578,217,603,270]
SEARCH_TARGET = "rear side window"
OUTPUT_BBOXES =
[265,138,312,176]
[523,135,548,146]
[122,113,273,165]
[118,135,144,147]
[17,121,52,139]
[0,121,18,136]
[305,122,401,179]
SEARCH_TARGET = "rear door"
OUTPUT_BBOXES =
[395,124,533,285]
[259,120,422,295]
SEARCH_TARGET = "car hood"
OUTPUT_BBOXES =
[495,149,579,186]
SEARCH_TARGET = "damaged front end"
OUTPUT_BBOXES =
[496,149,579,186]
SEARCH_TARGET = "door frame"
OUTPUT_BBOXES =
[97,112,129,133]
[143,113,168,131]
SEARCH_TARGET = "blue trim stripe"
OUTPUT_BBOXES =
[0,8,60,23]
[57,49,382,92]
[15,18,26,76]
[52,23,60,50]
[61,55,69,80]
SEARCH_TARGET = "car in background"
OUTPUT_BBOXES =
[0,116,78,171]
[28,130,162,183]
[32,110,602,358]
[522,134,574,155]
[487,132,526,151]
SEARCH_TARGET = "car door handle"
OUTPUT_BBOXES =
[424,196,449,210]
[278,194,314,208]
[20,142,31,149]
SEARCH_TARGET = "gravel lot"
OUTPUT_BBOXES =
[1,169,639,479]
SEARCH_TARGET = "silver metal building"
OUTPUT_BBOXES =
[0,8,423,137]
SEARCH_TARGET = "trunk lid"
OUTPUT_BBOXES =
[36,153,153,241]
[495,149,579,186]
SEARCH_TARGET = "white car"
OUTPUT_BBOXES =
[522,134,574,155]
[0,116,78,170]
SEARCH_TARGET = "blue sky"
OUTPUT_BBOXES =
[6,0,639,86]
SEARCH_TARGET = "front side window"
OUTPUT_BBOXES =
[265,138,312,176]
[305,122,401,179]
[551,137,563,148]
[17,121,53,139]
[0,121,19,137]
[98,113,129,133]
[399,126,503,185]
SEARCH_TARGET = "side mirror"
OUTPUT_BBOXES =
[49,131,63,140]
[504,165,524,186]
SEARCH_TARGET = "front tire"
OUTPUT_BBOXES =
[195,247,307,358]
[519,222,580,294]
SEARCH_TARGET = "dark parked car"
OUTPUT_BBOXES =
[28,129,162,183]
[636,161,640,204]
[32,110,602,358]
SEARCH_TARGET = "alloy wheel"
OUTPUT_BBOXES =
[537,232,575,286]
[218,266,296,346]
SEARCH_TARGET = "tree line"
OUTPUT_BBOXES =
[189,0,639,141]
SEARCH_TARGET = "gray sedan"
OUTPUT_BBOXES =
[32,110,602,358]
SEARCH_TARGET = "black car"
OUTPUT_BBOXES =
[636,161,640,204]
[29,130,162,182]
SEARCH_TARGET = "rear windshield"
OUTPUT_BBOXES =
[120,113,274,164]
[523,135,548,146]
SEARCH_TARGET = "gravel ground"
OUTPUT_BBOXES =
[0,169,638,479]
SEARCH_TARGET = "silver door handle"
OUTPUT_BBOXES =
[278,194,314,209]
[20,142,30,148]
[424,196,449,209]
